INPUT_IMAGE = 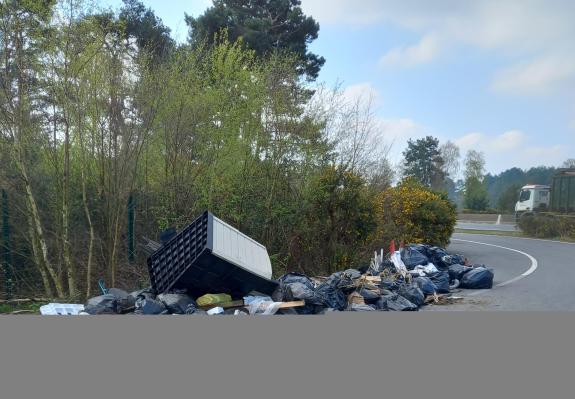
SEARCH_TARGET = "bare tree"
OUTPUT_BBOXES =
[440,140,460,178]
[464,150,486,181]
[307,84,392,179]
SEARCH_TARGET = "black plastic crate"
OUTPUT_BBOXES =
[147,211,278,297]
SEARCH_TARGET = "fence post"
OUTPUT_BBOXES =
[2,189,13,299]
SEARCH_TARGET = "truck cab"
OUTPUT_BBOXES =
[515,184,550,219]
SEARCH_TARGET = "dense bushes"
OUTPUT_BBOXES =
[288,166,378,276]
[0,0,462,299]
[518,214,575,239]
[374,178,457,247]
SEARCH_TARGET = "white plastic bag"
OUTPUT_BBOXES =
[390,251,408,277]
[411,263,439,276]
[244,296,282,315]
[206,307,224,315]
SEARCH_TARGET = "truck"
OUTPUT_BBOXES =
[515,169,575,220]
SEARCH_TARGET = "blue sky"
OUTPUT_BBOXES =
[104,0,575,175]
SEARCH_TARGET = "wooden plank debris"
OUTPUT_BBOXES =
[198,299,305,310]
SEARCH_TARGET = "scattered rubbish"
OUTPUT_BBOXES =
[413,277,437,296]
[197,293,232,307]
[67,212,495,316]
[425,294,465,306]
[98,278,108,295]
[348,291,365,305]
[411,263,439,276]
[185,302,199,314]
[134,298,168,315]
[442,254,466,267]
[358,288,380,303]
[448,264,474,281]
[449,279,460,290]
[459,267,494,289]
[401,246,429,269]
[40,303,85,315]
[315,280,347,310]
[157,293,197,314]
[107,288,135,313]
[381,293,418,311]
[428,271,451,294]
[348,303,376,311]
[198,299,245,310]
[206,307,224,315]
[398,284,425,307]
[426,247,450,269]
[85,294,119,315]
[390,246,408,277]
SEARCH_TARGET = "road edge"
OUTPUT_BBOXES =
[451,237,538,295]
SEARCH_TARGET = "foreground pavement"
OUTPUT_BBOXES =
[429,233,575,310]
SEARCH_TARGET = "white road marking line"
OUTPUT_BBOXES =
[454,232,575,246]
[451,238,538,294]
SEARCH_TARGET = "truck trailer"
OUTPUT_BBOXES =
[515,169,575,220]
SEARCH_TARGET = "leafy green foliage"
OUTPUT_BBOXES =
[464,177,490,211]
[290,166,378,275]
[375,178,457,248]
[186,0,325,80]
[497,184,521,212]
[402,136,445,190]
[518,214,575,239]
[119,0,174,60]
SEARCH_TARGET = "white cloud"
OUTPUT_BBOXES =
[491,55,575,95]
[454,129,571,173]
[303,0,575,95]
[341,82,382,107]
[301,0,387,27]
[456,130,527,154]
[379,118,425,143]
[455,132,484,149]
[379,34,441,67]
[491,130,526,151]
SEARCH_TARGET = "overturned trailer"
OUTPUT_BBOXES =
[147,211,278,298]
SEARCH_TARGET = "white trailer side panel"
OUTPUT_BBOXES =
[211,216,273,280]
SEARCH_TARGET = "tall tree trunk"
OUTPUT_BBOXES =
[81,170,95,299]
[18,157,65,298]
[80,110,95,299]
[62,121,76,299]
[26,207,53,298]
[12,25,64,298]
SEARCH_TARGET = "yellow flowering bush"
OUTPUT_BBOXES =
[374,178,457,247]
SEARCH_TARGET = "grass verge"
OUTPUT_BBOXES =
[0,301,47,314]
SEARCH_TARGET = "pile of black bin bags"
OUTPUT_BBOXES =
[269,244,494,314]
[84,244,494,315]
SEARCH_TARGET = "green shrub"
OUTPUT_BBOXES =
[518,214,575,239]
[287,166,378,275]
[375,178,457,247]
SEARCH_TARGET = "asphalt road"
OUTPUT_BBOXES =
[455,221,518,232]
[431,232,575,310]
